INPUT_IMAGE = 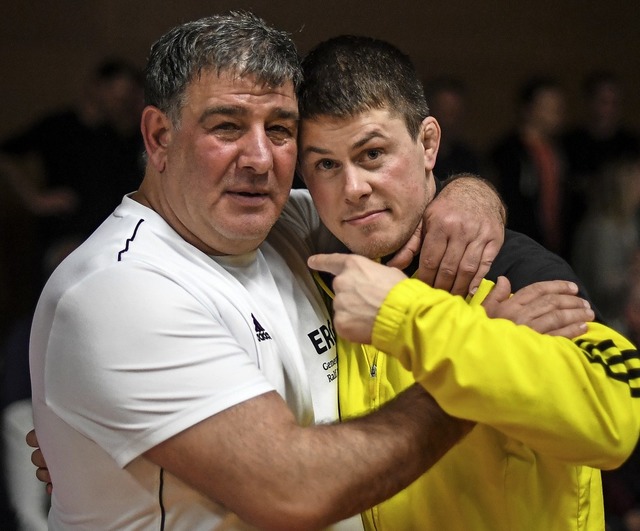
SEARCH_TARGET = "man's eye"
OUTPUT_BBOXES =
[269,125,293,136]
[211,122,240,133]
[267,126,295,144]
[366,149,381,160]
[316,159,336,171]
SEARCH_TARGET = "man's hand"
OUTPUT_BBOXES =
[308,254,407,344]
[482,277,595,338]
[26,429,52,495]
[388,175,505,297]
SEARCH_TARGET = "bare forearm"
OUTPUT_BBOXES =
[296,384,473,527]
[146,388,472,530]
[440,173,506,226]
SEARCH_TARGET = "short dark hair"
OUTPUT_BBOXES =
[298,35,429,139]
[144,11,302,124]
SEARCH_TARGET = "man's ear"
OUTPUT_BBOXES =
[420,116,441,171]
[141,106,172,173]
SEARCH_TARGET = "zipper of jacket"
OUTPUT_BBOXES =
[365,346,380,530]
[366,347,379,405]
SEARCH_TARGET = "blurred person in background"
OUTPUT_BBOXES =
[564,71,640,251]
[425,76,480,180]
[0,57,144,531]
[571,156,640,331]
[0,57,145,304]
[489,76,569,257]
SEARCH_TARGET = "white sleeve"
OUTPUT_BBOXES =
[280,189,347,254]
[45,266,274,467]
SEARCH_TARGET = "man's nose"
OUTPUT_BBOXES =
[238,128,274,175]
[343,166,373,202]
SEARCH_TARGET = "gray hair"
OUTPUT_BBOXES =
[145,11,302,124]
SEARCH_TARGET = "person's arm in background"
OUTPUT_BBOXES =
[309,253,640,470]
[0,153,77,216]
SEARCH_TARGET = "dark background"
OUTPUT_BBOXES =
[1,2,639,527]
[2,0,639,152]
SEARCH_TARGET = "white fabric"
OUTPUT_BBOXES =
[2,399,48,531]
[30,192,360,530]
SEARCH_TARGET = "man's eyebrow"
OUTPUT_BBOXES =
[199,106,244,123]
[301,130,384,158]
[273,109,299,121]
[199,106,299,124]
[301,145,331,157]
[352,130,385,149]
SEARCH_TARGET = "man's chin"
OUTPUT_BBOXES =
[346,238,400,261]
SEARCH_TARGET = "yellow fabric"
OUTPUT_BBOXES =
[339,278,640,531]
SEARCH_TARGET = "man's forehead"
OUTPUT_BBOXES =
[189,68,297,100]
[300,109,399,150]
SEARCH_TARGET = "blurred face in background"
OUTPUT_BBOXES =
[527,88,565,137]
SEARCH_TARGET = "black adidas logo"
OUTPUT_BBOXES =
[252,314,272,342]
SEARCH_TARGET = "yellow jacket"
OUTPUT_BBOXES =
[338,279,640,531]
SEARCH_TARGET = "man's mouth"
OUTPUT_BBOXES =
[344,209,388,224]
[227,190,270,205]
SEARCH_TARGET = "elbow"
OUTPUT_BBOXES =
[597,432,640,471]
[588,414,640,471]
[239,490,348,531]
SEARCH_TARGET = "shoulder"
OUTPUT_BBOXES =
[488,230,584,292]
[279,189,315,223]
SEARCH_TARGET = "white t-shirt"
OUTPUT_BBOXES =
[30,192,360,530]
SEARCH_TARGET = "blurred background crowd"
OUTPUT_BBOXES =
[1,1,639,529]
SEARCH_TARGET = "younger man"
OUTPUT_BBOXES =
[299,35,640,530]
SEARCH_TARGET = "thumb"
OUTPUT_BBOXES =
[385,220,423,270]
[307,253,348,275]
[483,275,511,305]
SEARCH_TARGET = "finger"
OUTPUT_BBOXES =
[25,428,38,448]
[547,322,590,339]
[449,240,487,296]
[31,448,47,468]
[384,247,414,271]
[520,294,590,317]
[385,221,422,270]
[528,307,595,335]
[416,230,447,287]
[530,280,580,296]
[432,239,466,294]
[512,280,580,303]
[35,467,52,484]
[481,276,512,314]
[467,239,501,295]
[510,295,591,327]
[307,253,348,275]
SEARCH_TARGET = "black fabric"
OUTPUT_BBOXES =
[1,109,144,245]
[487,229,604,322]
